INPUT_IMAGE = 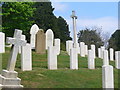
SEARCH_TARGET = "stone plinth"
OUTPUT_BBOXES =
[0,70,23,88]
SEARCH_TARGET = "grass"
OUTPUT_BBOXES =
[0,47,118,88]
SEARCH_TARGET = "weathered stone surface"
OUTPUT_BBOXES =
[102,65,114,88]
[35,29,46,54]
[45,29,54,50]
[88,50,95,69]
[21,43,32,71]
[70,48,78,69]
[30,24,39,49]
[0,70,23,88]
[1,70,18,78]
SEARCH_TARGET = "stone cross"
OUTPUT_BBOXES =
[6,29,26,71]
[70,11,77,48]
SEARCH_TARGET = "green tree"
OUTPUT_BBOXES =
[2,2,35,42]
[57,16,71,43]
[32,2,56,32]
[77,28,104,56]
[108,29,120,51]
[33,2,71,49]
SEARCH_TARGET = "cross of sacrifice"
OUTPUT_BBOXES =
[70,11,78,48]
[6,29,27,71]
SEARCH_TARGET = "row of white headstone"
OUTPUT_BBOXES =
[98,46,120,69]
[30,24,60,52]
[66,41,88,56]
[98,47,114,61]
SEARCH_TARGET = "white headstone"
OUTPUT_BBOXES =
[0,29,26,88]
[70,48,78,69]
[85,45,88,55]
[66,41,68,52]
[77,43,80,54]
[48,46,57,70]
[91,44,96,58]
[118,51,120,69]
[115,51,120,69]
[110,48,114,61]
[18,35,26,54]
[30,24,39,49]
[102,65,114,88]
[0,32,5,53]
[80,42,85,57]
[98,48,101,58]
[45,29,54,50]
[88,50,95,69]
[101,46,105,59]
[103,50,109,66]
[67,40,73,55]
[54,39,60,55]
[21,43,32,71]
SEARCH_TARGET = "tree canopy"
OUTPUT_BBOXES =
[77,28,104,56]
[2,2,71,44]
[108,29,120,51]
[2,2,35,41]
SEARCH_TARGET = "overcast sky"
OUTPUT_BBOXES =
[51,1,118,38]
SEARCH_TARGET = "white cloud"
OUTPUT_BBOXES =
[52,2,68,12]
[66,17,118,38]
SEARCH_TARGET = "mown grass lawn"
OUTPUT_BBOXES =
[0,47,118,88]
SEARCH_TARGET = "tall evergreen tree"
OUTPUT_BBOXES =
[33,2,71,44]
[57,16,71,43]
[108,29,120,51]
[33,2,56,32]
